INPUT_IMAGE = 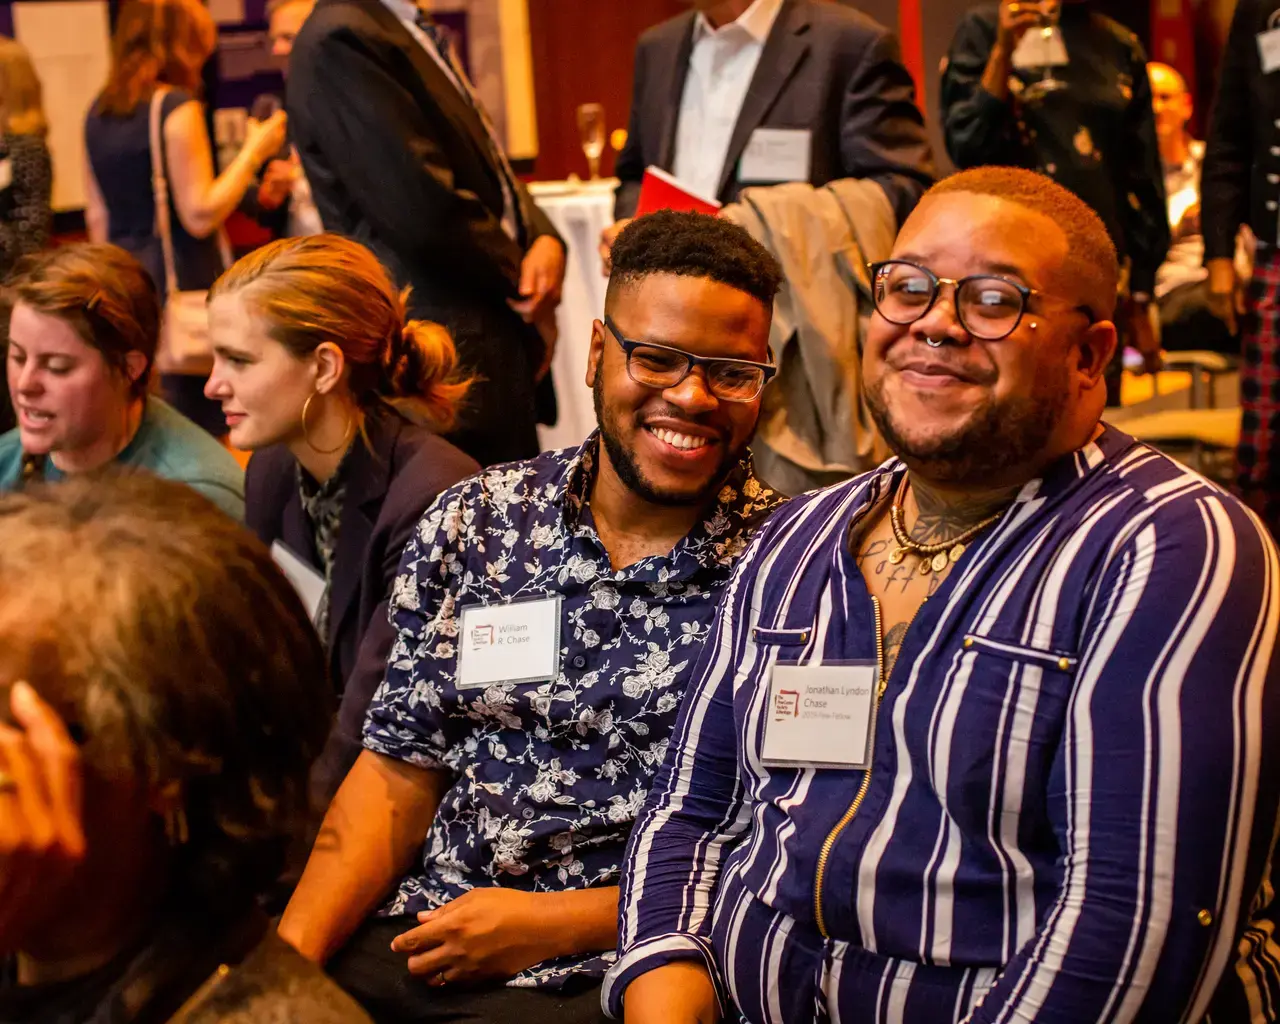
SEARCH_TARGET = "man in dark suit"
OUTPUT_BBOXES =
[288,0,566,467]
[602,0,934,262]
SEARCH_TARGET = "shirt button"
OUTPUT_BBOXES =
[522,807,536,820]
[1198,908,1214,927]
[1271,146,1280,156]
[1270,174,1280,184]
[572,654,587,669]
[1274,118,1280,129]
[1268,201,1278,211]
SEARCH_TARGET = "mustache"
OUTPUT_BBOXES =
[888,354,995,386]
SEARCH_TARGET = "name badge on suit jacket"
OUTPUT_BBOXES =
[739,128,812,184]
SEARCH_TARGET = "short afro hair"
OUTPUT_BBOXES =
[924,167,1120,320]
[606,210,782,312]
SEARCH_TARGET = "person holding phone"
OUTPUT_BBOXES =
[84,0,288,437]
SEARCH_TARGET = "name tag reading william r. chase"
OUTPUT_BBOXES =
[457,595,562,690]
[761,663,879,770]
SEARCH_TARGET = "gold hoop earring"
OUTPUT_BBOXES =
[301,392,354,455]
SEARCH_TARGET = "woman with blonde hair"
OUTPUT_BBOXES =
[204,233,478,799]
[0,36,51,281]
[84,0,287,436]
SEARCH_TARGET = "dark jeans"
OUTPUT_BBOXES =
[1159,278,1239,356]
[327,917,608,1024]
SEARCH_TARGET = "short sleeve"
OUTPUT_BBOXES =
[361,489,471,770]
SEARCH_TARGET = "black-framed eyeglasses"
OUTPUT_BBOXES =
[867,260,1096,341]
[603,316,777,403]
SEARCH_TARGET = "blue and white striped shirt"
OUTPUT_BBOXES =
[605,427,1280,1023]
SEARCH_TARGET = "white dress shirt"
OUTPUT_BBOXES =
[671,0,784,202]
[379,0,519,240]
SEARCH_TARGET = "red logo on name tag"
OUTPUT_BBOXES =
[470,624,495,649]
[774,689,801,720]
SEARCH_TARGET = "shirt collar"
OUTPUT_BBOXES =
[692,0,785,45]
[557,430,785,578]
[380,0,423,27]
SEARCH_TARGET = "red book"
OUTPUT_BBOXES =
[634,166,722,219]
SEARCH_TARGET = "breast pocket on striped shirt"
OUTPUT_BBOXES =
[949,633,1080,826]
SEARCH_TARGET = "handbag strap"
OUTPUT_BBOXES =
[148,87,179,297]
[148,88,232,298]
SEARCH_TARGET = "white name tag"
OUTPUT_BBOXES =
[761,663,879,770]
[739,128,812,184]
[456,596,562,690]
[1260,27,1280,74]
[1011,26,1069,70]
[271,540,326,626]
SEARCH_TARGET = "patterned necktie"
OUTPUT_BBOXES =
[414,9,521,242]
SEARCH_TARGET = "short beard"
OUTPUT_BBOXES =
[592,372,738,507]
[864,369,1068,483]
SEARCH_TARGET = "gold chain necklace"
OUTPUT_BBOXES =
[888,474,1008,576]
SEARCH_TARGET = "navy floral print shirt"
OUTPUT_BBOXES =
[363,434,785,987]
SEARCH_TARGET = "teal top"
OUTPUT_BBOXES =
[0,398,245,520]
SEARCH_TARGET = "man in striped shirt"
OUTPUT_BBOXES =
[606,166,1280,1023]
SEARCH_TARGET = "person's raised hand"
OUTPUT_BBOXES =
[244,110,289,169]
[997,0,1046,50]
[0,682,86,954]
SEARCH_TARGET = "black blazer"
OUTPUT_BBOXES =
[1203,0,1280,262]
[613,0,935,226]
[287,0,563,465]
[245,406,478,799]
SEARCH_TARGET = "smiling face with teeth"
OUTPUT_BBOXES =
[587,272,771,508]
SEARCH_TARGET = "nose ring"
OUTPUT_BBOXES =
[925,337,944,348]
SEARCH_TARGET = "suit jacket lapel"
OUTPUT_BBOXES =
[656,14,698,171]
[361,0,506,208]
[325,409,398,657]
[716,0,811,199]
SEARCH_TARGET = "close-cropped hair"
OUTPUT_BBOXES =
[0,36,47,137]
[924,166,1120,321]
[210,234,471,434]
[4,242,161,399]
[606,209,784,312]
[97,0,216,118]
[0,473,332,920]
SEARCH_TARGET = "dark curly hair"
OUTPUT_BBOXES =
[0,473,332,923]
[606,210,783,311]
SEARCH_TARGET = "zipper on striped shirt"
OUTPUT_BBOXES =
[813,595,889,939]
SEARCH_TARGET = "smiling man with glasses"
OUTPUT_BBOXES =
[608,167,1280,1024]
[278,211,787,1024]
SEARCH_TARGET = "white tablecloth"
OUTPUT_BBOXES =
[531,179,616,451]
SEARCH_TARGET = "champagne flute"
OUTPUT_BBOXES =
[1021,0,1067,102]
[577,103,606,181]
